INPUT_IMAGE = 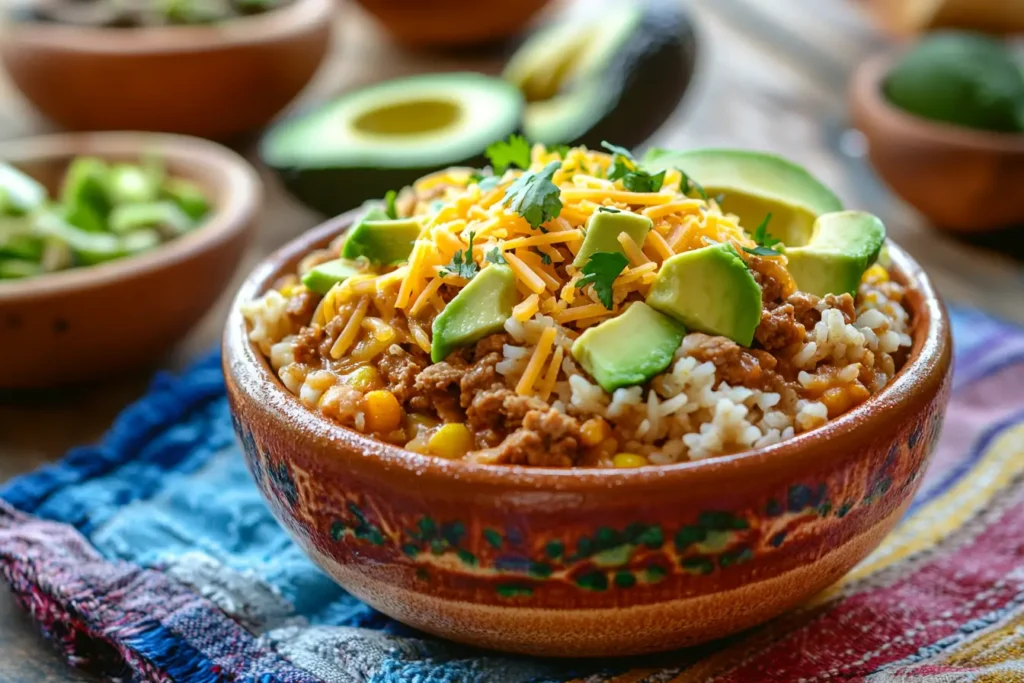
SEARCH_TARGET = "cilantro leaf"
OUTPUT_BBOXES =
[742,214,783,257]
[531,246,552,265]
[441,231,479,279]
[600,141,633,159]
[550,144,571,159]
[486,134,532,174]
[622,169,666,193]
[467,170,485,185]
[502,160,563,230]
[485,247,506,265]
[678,170,708,201]
[606,153,635,182]
[574,251,629,309]
[597,206,621,213]
[384,189,398,219]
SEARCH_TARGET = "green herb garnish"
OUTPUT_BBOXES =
[622,169,666,193]
[742,214,783,256]
[486,134,532,174]
[574,251,629,309]
[678,170,708,201]
[441,231,479,279]
[602,142,664,192]
[531,246,552,265]
[550,144,571,159]
[597,206,621,213]
[384,189,398,219]
[485,247,506,265]
[600,141,633,159]
[502,160,563,230]
[467,170,485,186]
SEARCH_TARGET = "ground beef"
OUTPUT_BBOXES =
[755,304,806,351]
[319,384,365,429]
[747,255,793,305]
[489,408,582,467]
[317,316,347,358]
[459,352,504,406]
[825,293,856,324]
[285,289,319,327]
[377,345,427,404]
[787,292,856,330]
[473,333,512,359]
[294,325,326,365]
[466,389,549,433]
[413,358,466,422]
[683,332,772,388]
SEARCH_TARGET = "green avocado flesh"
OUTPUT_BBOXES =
[301,259,365,295]
[0,162,46,215]
[647,243,762,347]
[885,31,1024,133]
[431,264,516,363]
[341,208,422,266]
[571,301,686,392]
[261,73,524,216]
[642,148,843,246]
[785,211,886,297]
[572,209,652,267]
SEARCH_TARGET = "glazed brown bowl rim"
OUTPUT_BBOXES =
[0,0,331,53]
[852,52,1024,153]
[224,205,950,490]
[0,131,261,302]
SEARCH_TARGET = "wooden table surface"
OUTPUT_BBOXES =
[1,1,1022,680]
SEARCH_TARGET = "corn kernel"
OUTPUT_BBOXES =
[364,390,402,433]
[580,418,610,447]
[344,365,383,392]
[612,453,647,468]
[820,387,851,417]
[427,423,474,460]
[863,264,889,283]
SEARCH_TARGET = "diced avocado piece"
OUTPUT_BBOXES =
[162,178,210,220]
[342,213,423,266]
[302,258,365,295]
[61,157,112,225]
[572,209,652,268]
[107,163,160,205]
[0,258,42,280]
[642,148,843,246]
[646,242,762,347]
[121,228,163,254]
[0,162,46,215]
[431,264,515,362]
[0,218,43,260]
[108,201,193,235]
[35,212,124,265]
[64,202,107,234]
[785,211,886,297]
[571,301,686,392]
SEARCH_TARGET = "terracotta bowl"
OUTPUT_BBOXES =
[223,208,952,657]
[849,53,1024,233]
[0,132,261,389]
[0,0,332,139]
[350,0,552,47]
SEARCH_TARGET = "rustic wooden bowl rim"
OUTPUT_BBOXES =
[0,131,260,302]
[852,52,1024,153]
[0,0,331,53]
[224,207,949,491]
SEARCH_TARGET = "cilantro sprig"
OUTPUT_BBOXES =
[678,170,707,201]
[485,247,506,265]
[601,141,666,193]
[384,189,398,219]
[486,134,532,174]
[441,231,479,279]
[502,160,563,230]
[574,251,629,309]
[742,214,783,257]
[531,246,552,265]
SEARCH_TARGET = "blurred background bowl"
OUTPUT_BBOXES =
[849,53,1024,233]
[0,131,260,388]
[0,0,333,139]
[351,0,553,48]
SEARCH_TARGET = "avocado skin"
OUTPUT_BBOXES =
[566,0,698,149]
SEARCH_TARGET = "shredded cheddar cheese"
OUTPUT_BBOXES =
[516,326,556,396]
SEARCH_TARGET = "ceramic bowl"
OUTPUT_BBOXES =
[351,0,552,47]
[223,208,952,657]
[0,0,332,139]
[0,132,261,388]
[849,53,1024,233]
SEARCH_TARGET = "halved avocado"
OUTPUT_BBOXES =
[261,73,524,216]
[503,0,697,149]
[642,148,843,246]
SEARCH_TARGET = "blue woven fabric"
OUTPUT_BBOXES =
[0,304,1016,682]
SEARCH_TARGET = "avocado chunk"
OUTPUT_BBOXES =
[61,156,112,227]
[260,72,524,216]
[34,211,124,265]
[785,211,886,297]
[572,209,652,268]
[646,243,762,347]
[431,264,515,362]
[571,301,685,392]
[0,162,46,215]
[162,178,211,220]
[503,0,697,148]
[885,31,1024,133]
[108,201,194,236]
[302,259,365,295]
[341,209,422,265]
[642,148,843,246]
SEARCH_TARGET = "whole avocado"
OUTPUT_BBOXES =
[884,31,1024,133]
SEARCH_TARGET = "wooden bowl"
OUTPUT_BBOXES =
[223,209,952,657]
[0,0,332,139]
[0,132,261,388]
[849,53,1024,233]
[351,0,552,47]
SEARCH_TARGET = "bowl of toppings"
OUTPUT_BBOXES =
[1,131,260,388]
[850,32,1024,232]
[0,0,332,138]
[224,140,951,656]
